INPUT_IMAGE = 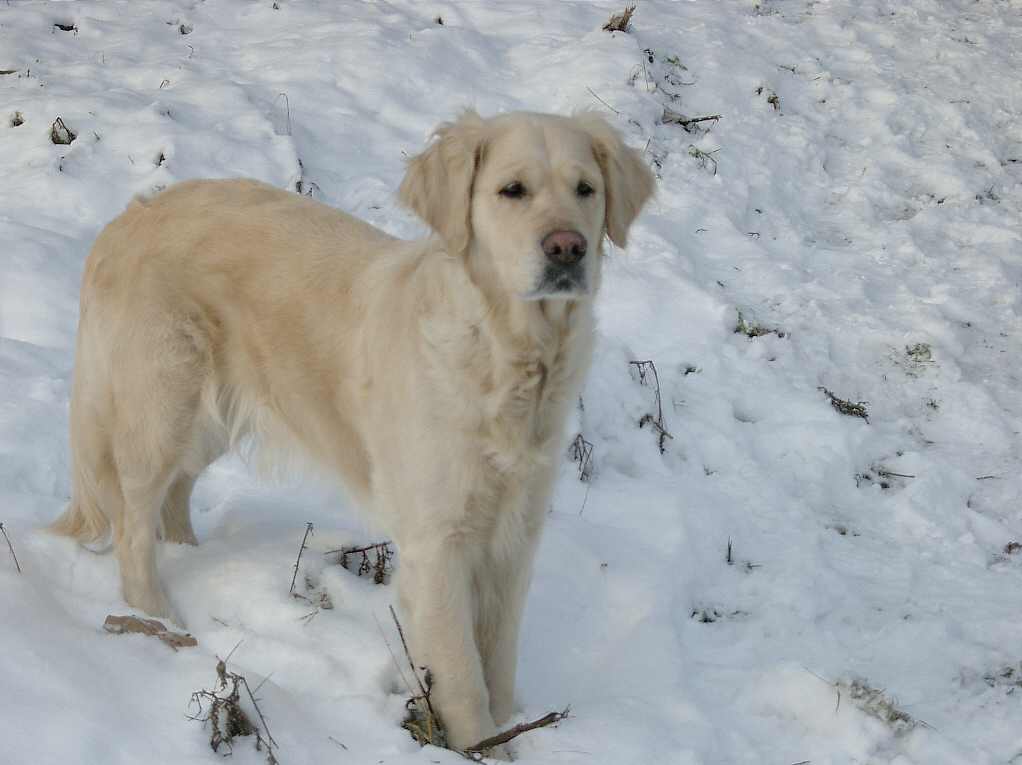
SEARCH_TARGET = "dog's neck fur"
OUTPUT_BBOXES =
[447,240,595,462]
[462,239,594,348]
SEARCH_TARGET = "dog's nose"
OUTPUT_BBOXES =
[541,230,587,266]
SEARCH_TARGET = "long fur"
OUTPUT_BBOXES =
[53,110,653,753]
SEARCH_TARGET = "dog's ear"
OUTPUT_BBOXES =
[399,111,485,255]
[576,113,655,248]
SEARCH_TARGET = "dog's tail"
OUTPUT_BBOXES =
[50,469,113,548]
[50,497,110,545]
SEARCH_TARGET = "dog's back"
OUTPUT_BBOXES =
[54,179,395,615]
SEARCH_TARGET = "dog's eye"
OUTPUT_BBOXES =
[499,181,527,199]
[576,180,595,198]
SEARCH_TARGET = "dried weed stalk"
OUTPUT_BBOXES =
[0,522,21,573]
[603,5,635,33]
[569,434,594,482]
[630,360,673,454]
[188,654,279,764]
[819,387,870,422]
[328,541,394,585]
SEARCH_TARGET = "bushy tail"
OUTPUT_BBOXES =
[50,469,112,545]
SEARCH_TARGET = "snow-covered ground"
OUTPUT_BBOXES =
[3,1,1022,763]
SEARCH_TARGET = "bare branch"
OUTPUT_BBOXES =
[661,108,721,132]
[586,87,620,115]
[0,522,21,573]
[289,522,314,594]
[465,708,570,753]
[630,360,673,453]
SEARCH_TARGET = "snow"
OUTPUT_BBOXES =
[2,1,1022,763]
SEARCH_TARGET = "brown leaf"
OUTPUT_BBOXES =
[103,614,198,651]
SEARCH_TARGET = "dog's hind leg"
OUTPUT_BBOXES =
[109,315,211,622]
[159,473,198,545]
[115,470,178,619]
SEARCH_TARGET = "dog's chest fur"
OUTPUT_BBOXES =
[421,286,593,481]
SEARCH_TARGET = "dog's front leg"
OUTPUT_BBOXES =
[398,539,499,753]
[478,470,553,726]
[478,549,535,726]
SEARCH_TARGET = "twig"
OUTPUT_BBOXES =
[630,360,673,453]
[382,607,446,748]
[687,145,720,175]
[327,540,394,584]
[465,708,570,753]
[373,613,418,704]
[239,673,278,749]
[324,541,391,556]
[252,671,275,695]
[661,108,721,132]
[0,522,21,573]
[577,482,592,516]
[389,605,436,720]
[976,474,1000,480]
[726,537,733,566]
[224,639,244,664]
[818,387,869,423]
[328,735,348,750]
[569,434,594,482]
[876,469,915,479]
[187,654,278,764]
[586,87,620,115]
[602,5,635,32]
[289,522,314,594]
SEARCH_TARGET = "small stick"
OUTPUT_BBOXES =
[223,639,244,665]
[389,605,437,720]
[238,674,278,749]
[464,708,570,753]
[662,109,722,129]
[374,613,419,714]
[1,523,21,573]
[602,4,635,32]
[289,523,314,594]
[876,470,916,479]
[586,87,621,115]
[630,360,673,453]
[323,540,391,556]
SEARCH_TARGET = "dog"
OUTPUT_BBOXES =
[53,110,654,752]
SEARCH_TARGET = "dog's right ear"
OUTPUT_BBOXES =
[399,111,485,256]
[575,112,655,249]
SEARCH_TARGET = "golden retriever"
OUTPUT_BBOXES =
[53,110,654,752]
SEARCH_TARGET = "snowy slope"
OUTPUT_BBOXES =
[2,1,1022,763]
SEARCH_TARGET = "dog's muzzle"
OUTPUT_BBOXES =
[526,229,589,299]
[530,262,588,298]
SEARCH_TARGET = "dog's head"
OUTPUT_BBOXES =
[399,111,654,301]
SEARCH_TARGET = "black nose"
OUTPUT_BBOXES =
[542,230,587,266]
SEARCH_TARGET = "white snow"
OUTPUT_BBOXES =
[2,1,1022,763]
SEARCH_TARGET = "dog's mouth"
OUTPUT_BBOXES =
[523,263,588,300]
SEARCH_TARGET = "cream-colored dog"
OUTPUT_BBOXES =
[53,110,653,752]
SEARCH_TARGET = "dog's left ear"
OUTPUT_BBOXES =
[399,110,485,255]
[576,113,655,248]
